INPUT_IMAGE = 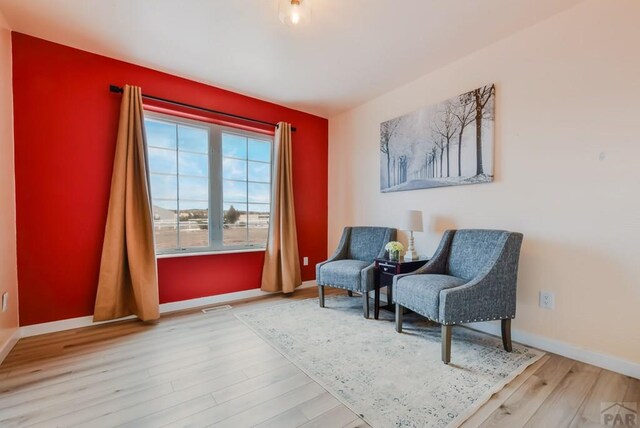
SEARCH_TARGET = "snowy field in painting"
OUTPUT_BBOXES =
[380,85,495,192]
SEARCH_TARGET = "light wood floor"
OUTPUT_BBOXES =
[1,287,638,428]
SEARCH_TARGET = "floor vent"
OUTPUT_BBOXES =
[201,305,233,314]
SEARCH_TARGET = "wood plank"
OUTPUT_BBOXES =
[568,369,631,427]
[253,407,310,428]
[211,363,302,404]
[5,314,237,358]
[523,361,602,428]
[164,373,314,427]
[623,375,640,402]
[460,354,550,427]
[0,334,265,409]
[3,320,249,374]
[477,354,574,428]
[241,353,293,378]
[28,382,175,428]
[297,391,344,420]
[342,417,372,428]
[210,381,326,428]
[117,395,217,428]
[170,351,283,391]
[0,374,173,424]
[299,404,366,428]
[80,369,250,428]
[0,360,152,410]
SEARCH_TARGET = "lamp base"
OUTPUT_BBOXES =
[404,231,418,261]
[404,250,418,261]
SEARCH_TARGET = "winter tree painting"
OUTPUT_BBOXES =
[380,84,495,192]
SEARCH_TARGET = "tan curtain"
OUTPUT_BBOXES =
[93,85,159,322]
[261,122,302,293]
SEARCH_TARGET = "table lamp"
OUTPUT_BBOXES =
[401,210,423,261]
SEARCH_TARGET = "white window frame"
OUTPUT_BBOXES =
[145,111,273,256]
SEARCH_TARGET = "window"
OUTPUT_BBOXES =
[145,112,272,254]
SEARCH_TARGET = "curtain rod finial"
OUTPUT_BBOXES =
[109,85,123,93]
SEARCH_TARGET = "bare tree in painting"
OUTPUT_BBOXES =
[452,92,475,177]
[472,84,495,175]
[432,102,459,178]
[391,157,396,186]
[380,117,402,188]
[431,129,447,178]
[430,146,438,178]
[424,152,431,179]
[399,155,408,183]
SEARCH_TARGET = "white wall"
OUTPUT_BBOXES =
[0,10,19,361]
[329,0,640,367]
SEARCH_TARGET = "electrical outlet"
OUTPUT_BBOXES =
[539,291,555,309]
[303,257,309,266]
[1,292,7,312]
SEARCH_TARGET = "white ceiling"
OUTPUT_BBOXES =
[0,0,583,117]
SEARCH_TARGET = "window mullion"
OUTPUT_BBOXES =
[175,124,180,251]
[245,137,250,244]
[210,125,223,249]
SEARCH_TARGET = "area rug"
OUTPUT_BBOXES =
[236,296,544,428]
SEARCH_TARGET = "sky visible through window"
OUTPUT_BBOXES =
[145,117,272,252]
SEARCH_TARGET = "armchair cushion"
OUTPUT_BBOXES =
[394,274,466,321]
[318,259,371,291]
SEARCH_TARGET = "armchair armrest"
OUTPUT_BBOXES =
[438,233,523,324]
[316,227,351,281]
[359,228,395,291]
[361,262,377,292]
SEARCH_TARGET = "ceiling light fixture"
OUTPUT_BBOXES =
[278,0,311,26]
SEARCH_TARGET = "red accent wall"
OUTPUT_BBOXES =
[12,33,328,326]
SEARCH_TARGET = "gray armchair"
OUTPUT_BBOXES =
[393,229,524,364]
[316,227,396,318]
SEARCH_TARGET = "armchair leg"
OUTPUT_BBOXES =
[442,325,452,364]
[395,303,403,333]
[318,285,325,308]
[362,291,369,319]
[501,319,513,352]
[347,291,353,297]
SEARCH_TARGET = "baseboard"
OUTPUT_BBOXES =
[466,321,640,380]
[20,280,317,338]
[0,328,20,364]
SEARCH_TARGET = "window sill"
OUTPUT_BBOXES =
[156,247,266,259]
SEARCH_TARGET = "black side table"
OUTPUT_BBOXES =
[374,258,429,320]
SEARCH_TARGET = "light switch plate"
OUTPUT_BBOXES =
[303,257,309,266]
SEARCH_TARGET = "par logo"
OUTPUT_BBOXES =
[601,402,637,427]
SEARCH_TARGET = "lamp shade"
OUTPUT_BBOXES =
[401,210,423,232]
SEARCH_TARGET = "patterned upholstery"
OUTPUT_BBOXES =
[347,227,390,262]
[447,230,508,281]
[317,260,370,291]
[316,227,396,292]
[394,274,466,320]
[393,229,524,325]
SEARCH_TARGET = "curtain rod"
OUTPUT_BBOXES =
[109,85,296,132]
